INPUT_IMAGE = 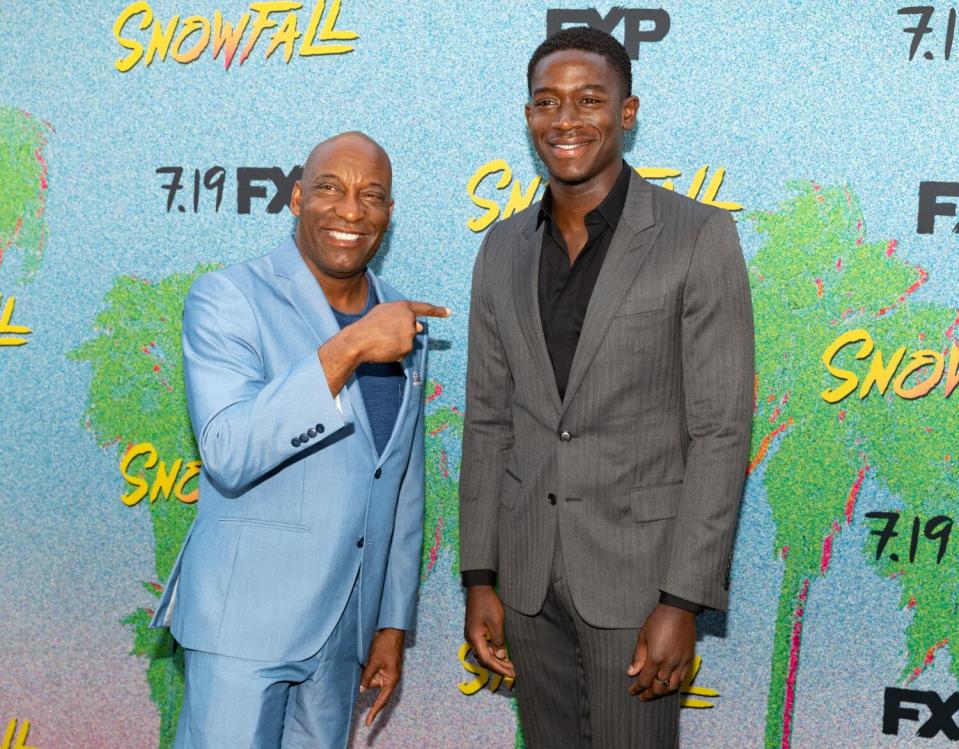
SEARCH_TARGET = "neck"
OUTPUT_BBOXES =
[297,244,369,314]
[548,157,623,225]
[318,272,369,314]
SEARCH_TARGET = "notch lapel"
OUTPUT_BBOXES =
[271,238,377,456]
[560,173,662,415]
[367,272,419,464]
[514,216,563,414]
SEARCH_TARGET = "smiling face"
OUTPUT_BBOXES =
[525,49,638,187]
[290,133,393,281]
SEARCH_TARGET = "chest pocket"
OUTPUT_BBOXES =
[614,294,665,318]
[611,294,666,354]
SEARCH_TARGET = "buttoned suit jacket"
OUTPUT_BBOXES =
[459,170,754,625]
[151,237,426,663]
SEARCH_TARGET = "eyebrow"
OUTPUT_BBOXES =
[532,83,611,96]
[312,174,389,193]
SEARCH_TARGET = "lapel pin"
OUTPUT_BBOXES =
[412,371,422,387]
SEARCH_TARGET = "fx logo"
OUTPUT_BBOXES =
[883,687,959,739]
[917,181,959,234]
[237,166,303,214]
[546,7,670,59]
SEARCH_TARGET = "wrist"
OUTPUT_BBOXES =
[657,602,697,620]
[333,325,365,367]
[466,584,497,599]
[376,627,405,643]
[658,591,705,615]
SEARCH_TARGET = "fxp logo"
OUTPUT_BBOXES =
[546,7,671,60]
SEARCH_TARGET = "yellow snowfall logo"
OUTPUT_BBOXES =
[1,718,36,749]
[113,0,358,72]
[466,160,742,233]
[119,442,200,506]
[0,295,30,347]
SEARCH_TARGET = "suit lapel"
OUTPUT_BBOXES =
[560,172,662,415]
[368,272,420,464]
[271,238,377,456]
[514,216,563,414]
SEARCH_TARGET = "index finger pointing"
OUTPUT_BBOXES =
[409,302,451,318]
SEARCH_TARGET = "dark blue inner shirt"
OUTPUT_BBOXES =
[330,284,406,456]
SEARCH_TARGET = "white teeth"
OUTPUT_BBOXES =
[555,143,585,150]
[329,230,361,240]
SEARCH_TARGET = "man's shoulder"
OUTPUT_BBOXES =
[645,179,720,229]
[188,244,280,302]
[475,203,539,274]
[487,201,540,242]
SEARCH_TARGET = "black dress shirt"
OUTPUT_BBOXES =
[538,160,631,400]
[462,163,704,615]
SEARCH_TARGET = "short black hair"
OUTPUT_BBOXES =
[527,27,632,98]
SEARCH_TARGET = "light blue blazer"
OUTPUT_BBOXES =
[151,237,426,663]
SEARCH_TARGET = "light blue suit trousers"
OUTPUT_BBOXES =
[176,573,362,749]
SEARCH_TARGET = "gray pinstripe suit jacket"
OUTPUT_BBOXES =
[459,170,754,627]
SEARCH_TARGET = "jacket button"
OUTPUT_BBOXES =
[357,537,365,548]
[307,427,317,438]
[548,493,557,505]
[291,438,301,447]
[316,423,325,433]
[374,468,382,479]
[299,433,309,443]
[559,430,572,442]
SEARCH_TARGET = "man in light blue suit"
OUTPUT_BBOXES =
[151,132,450,748]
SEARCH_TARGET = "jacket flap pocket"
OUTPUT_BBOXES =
[616,294,665,318]
[629,481,681,522]
[500,465,522,509]
[504,456,522,483]
[217,517,310,533]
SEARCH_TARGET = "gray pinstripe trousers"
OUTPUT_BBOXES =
[504,533,680,749]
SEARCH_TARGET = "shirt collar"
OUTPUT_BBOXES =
[537,161,632,231]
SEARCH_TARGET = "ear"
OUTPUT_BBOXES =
[290,181,302,216]
[524,101,533,127]
[622,95,640,131]
[388,199,394,223]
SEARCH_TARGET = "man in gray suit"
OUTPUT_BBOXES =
[459,28,754,747]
